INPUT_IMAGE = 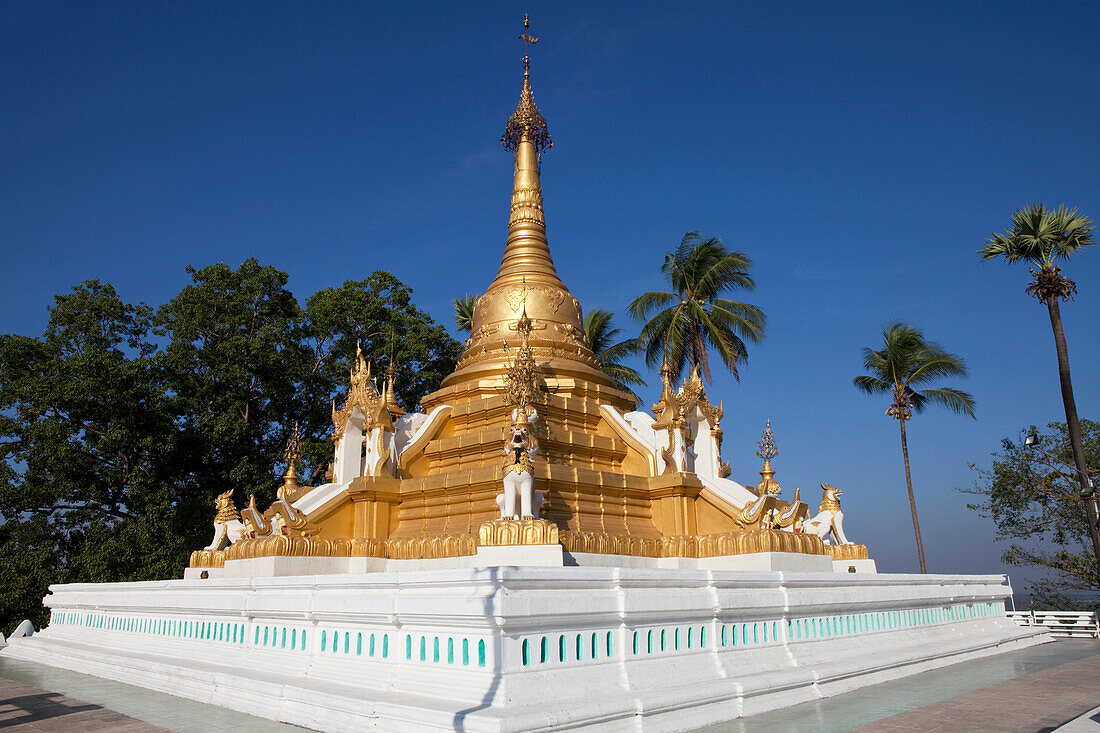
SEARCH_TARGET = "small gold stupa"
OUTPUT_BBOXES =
[190,23,868,573]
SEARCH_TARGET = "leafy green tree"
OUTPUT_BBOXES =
[0,265,460,633]
[302,273,463,480]
[452,293,478,333]
[0,281,197,632]
[628,231,765,383]
[0,518,62,632]
[963,421,1098,609]
[582,309,645,404]
[853,322,975,573]
[980,204,1099,584]
[155,259,308,505]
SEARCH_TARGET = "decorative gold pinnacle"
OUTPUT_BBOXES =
[503,15,551,155]
[504,304,541,417]
[754,419,781,496]
[384,359,405,419]
[283,422,302,482]
[756,419,778,462]
[651,357,678,426]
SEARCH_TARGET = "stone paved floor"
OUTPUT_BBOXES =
[851,652,1100,732]
[1,640,1098,731]
[1057,704,1100,732]
[701,640,1100,732]
[0,676,165,732]
[0,657,303,732]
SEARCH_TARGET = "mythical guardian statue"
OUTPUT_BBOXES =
[203,490,248,550]
[804,483,853,545]
[497,408,544,520]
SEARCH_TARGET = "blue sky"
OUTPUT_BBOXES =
[3,1,1098,581]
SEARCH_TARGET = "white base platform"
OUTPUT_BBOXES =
[2,567,1045,732]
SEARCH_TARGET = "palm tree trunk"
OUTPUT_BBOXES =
[899,418,927,573]
[1046,296,1100,586]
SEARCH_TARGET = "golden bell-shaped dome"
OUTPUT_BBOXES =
[439,60,612,391]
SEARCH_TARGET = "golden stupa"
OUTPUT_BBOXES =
[189,33,868,574]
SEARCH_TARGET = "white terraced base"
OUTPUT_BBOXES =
[2,567,1046,732]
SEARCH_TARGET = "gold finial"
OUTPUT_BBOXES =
[519,14,539,79]
[283,422,302,483]
[503,15,551,155]
[756,419,778,462]
[504,307,541,417]
[384,359,405,419]
[651,353,679,425]
[754,419,781,496]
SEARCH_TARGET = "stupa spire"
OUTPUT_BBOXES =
[489,15,564,290]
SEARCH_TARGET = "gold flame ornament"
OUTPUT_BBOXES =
[754,420,781,496]
[504,305,542,417]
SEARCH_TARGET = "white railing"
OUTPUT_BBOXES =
[1007,610,1099,639]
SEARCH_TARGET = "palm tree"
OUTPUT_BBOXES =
[980,203,1099,584]
[452,293,478,333]
[628,231,765,384]
[583,309,646,404]
[854,322,975,573]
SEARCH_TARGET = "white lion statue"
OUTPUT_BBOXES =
[497,408,544,520]
[204,490,249,550]
[804,482,853,545]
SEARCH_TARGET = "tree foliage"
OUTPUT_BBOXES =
[853,321,974,573]
[452,293,478,333]
[853,322,976,419]
[963,421,1099,609]
[980,203,1094,273]
[582,309,645,405]
[628,231,765,383]
[0,263,460,633]
[980,203,1099,590]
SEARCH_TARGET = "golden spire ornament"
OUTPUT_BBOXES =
[282,422,302,486]
[754,419,781,496]
[504,303,541,417]
[756,419,778,462]
[383,331,405,419]
[502,14,551,156]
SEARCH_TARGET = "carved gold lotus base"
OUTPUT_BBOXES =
[565,530,827,558]
[825,543,870,561]
[674,529,828,558]
[189,533,479,568]
[189,549,228,569]
[562,529,828,558]
[190,528,834,569]
[478,518,559,546]
[387,533,477,559]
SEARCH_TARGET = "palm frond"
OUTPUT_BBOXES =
[635,231,765,383]
[602,362,646,406]
[907,350,969,385]
[913,387,976,417]
[695,252,755,300]
[709,299,767,343]
[852,374,891,395]
[627,291,678,321]
[697,311,746,381]
[582,309,620,355]
[452,293,478,333]
[855,321,974,418]
[637,304,688,371]
[598,337,641,366]
[981,203,1095,269]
